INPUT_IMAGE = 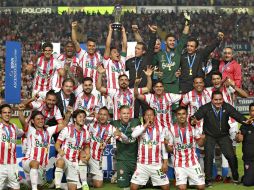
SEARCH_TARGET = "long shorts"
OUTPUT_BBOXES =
[88,157,103,181]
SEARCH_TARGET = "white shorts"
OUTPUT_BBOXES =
[22,159,45,185]
[175,164,205,186]
[61,157,80,184]
[131,163,169,186]
[0,164,20,190]
[88,157,103,181]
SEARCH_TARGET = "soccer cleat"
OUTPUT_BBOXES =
[82,181,89,190]
[205,180,213,188]
[215,174,223,182]
[223,176,232,183]
[232,179,240,185]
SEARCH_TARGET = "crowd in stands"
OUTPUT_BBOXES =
[0,10,253,98]
[1,0,254,6]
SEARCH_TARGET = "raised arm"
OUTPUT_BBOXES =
[22,94,39,109]
[141,65,154,93]
[132,25,143,42]
[182,12,191,35]
[146,25,157,55]
[121,26,127,53]
[18,104,28,132]
[134,78,146,101]
[71,21,81,52]
[104,24,113,58]
[96,65,107,94]
[226,78,248,98]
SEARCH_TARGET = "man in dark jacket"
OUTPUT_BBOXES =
[236,102,254,186]
[191,90,251,186]
[179,32,224,93]
[56,78,76,118]
[125,25,157,118]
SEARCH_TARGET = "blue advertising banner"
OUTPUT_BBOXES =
[5,41,21,103]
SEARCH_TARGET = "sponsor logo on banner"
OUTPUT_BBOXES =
[137,6,176,13]
[20,7,54,14]
[216,7,253,14]
[58,6,135,15]
[177,6,215,13]
[235,97,254,114]
[5,41,21,104]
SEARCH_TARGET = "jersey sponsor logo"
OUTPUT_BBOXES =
[1,135,15,143]
[85,62,97,69]
[35,139,48,148]
[176,143,193,151]
[67,142,81,150]
[111,66,123,73]
[142,139,158,145]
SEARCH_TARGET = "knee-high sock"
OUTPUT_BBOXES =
[30,168,38,190]
[79,163,88,184]
[55,167,64,188]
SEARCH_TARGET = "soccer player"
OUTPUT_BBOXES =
[103,23,127,89]
[86,107,127,188]
[96,65,153,120]
[111,106,141,188]
[135,80,181,129]
[0,104,24,190]
[74,77,102,120]
[152,12,190,93]
[130,108,169,190]
[166,106,205,190]
[23,90,63,126]
[26,42,65,98]
[71,21,102,85]
[52,41,83,91]
[54,109,90,190]
[18,105,71,190]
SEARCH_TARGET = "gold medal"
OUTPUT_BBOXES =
[100,142,104,149]
[44,147,48,154]
[148,142,153,148]
[7,142,11,149]
[189,69,193,75]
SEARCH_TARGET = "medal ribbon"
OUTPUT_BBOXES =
[187,54,196,70]
[165,51,173,65]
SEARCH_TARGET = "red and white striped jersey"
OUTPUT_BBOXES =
[182,89,211,116]
[181,89,211,130]
[87,121,115,161]
[206,86,235,106]
[23,125,58,167]
[74,93,101,113]
[168,123,200,168]
[57,125,90,163]
[0,123,23,164]
[33,55,63,92]
[77,49,102,85]
[132,124,168,165]
[143,93,182,128]
[106,88,142,120]
[29,101,63,124]
[52,53,80,90]
[103,55,126,89]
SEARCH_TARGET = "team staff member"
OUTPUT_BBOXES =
[179,32,224,93]
[111,106,141,188]
[191,91,252,186]
[126,25,157,118]
[235,103,254,186]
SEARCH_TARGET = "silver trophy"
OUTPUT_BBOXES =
[112,4,122,31]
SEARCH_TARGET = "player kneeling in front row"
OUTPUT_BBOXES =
[166,106,205,190]
[54,109,90,190]
[18,105,71,190]
[130,108,169,190]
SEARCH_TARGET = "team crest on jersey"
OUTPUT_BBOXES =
[248,130,252,134]
[245,164,249,169]
[119,169,124,174]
